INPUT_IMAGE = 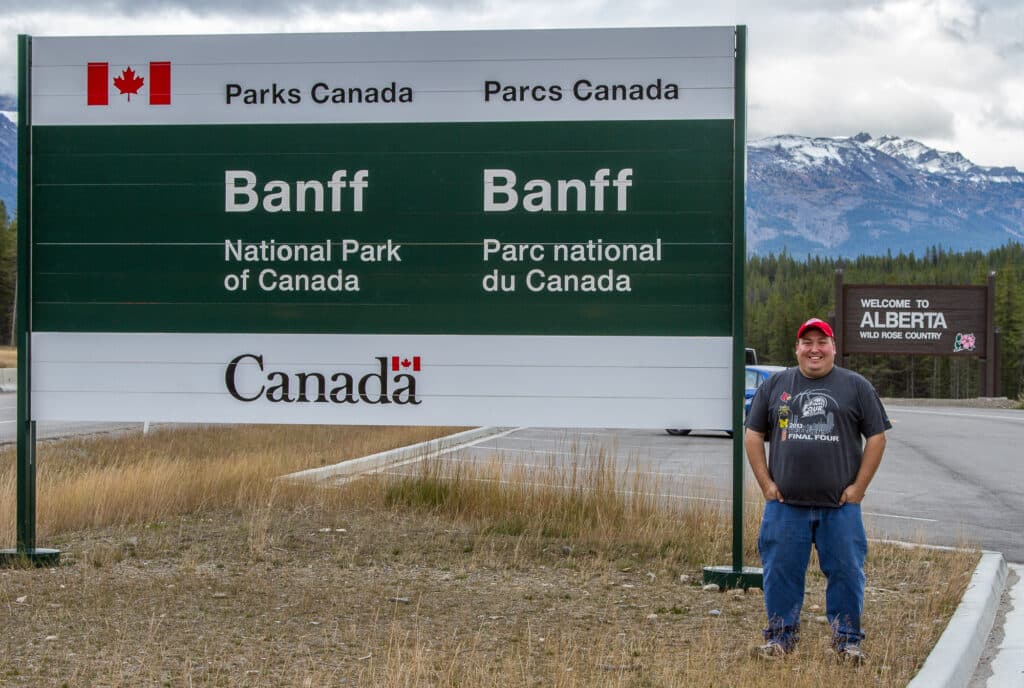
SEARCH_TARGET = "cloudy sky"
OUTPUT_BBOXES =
[2,0,1022,168]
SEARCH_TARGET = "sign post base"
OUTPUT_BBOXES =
[0,548,60,568]
[703,565,763,590]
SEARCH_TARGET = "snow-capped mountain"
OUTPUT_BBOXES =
[860,133,1023,184]
[748,133,1024,257]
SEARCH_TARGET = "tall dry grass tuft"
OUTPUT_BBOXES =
[368,443,743,568]
[0,424,462,542]
[0,346,16,368]
[861,541,980,675]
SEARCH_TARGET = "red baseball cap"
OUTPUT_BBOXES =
[797,318,834,339]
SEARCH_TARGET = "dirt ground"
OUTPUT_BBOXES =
[0,490,976,688]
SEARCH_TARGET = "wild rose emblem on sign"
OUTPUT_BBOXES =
[953,332,976,353]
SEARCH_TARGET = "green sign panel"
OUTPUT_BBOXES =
[33,120,734,336]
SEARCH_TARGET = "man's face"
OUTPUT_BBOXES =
[795,329,836,379]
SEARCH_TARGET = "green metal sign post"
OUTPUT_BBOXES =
[1,35,59,567]
[703,26,762,590]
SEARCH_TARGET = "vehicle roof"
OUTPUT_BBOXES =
[746,364,788,375]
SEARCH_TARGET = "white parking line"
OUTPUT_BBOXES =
[890,408,1024,423]
[429,454,716,480]
[375,471,735,505]
[463,445,605,458]
[864,511,939,523]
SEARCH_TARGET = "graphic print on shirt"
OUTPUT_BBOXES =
[779,389,840,443]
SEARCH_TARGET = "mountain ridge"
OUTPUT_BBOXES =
[747,132,1023,258]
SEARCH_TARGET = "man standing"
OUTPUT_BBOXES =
[745,318,890,662]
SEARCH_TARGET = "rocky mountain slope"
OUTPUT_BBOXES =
[748,133,1024,257]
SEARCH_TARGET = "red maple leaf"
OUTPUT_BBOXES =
[113,67,145,101]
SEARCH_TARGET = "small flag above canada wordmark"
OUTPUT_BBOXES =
[87,61,171,106]
[391,356,422,372]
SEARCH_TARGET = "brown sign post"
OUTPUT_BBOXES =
[834,271,998,395]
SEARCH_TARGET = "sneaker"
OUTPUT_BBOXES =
[832,643,868,665]
[753,640,789,660]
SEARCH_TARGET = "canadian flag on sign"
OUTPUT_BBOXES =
[87,61,171,106]
[391,356,422,372]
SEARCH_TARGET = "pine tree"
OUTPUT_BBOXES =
[745,245,1024,399]
[0,201,16,345]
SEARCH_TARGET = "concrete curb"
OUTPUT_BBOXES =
[281,426,514,483]
[989,563,1024,688]
[907,550,1008,688]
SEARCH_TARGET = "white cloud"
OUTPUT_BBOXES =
[1,0,1021,168]
[743,0,1024,167]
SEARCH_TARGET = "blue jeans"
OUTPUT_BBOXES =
[757,500,867,650]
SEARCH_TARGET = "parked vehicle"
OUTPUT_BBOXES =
[665,364,786,437]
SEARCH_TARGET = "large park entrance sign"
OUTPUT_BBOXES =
[10,28,749,565]
[22,27,744,429]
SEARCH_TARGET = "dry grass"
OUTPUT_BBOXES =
[377,448,753,567]
[0,346,15,368]
[0,424,464,541]
[0,427,979,687]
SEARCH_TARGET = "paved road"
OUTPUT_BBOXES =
[0,392,145,445]
[866,405,1024,563]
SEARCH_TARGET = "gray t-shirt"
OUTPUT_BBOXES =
[745,365,891,508]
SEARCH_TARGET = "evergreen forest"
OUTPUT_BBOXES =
[0,201,14,346]
[746,244,1024,401]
